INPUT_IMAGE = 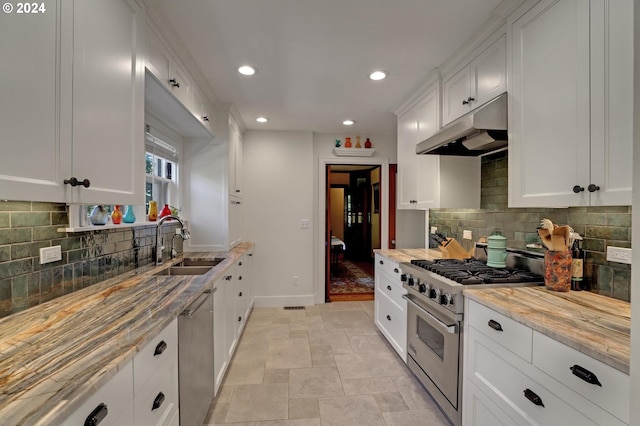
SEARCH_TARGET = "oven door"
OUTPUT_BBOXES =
[403,293,460,408]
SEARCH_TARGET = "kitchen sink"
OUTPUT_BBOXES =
[175,258,225,267]
[154,266,213,276]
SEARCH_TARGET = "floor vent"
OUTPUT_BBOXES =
[283,306,305,310]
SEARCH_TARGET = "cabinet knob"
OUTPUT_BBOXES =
[386,285,392,291]
[84,402,108,426]
[462,97,475,105]
[152,392,165,411]
[202,115,210,122]
[588,184,600,193]
[168,78,180,88]
[386,315,391,321]
[394,268,399,273]
[153,340,167,356]
[64,177,90,188]
[239,291,243,297]
[238,316,242,322]
[572,185,585,193]
[379,260,384,265]
[523,388,545,407]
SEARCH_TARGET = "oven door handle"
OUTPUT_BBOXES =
[402,294,458,334]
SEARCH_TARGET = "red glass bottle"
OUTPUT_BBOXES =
[111,205,122,225]
[159,203,172,219]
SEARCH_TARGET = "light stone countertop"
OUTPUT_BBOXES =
[0,242,254,426]
[374,248,443,263]
[464,287,630,374]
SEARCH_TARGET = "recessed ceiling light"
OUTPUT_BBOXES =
[256,117,268,123]
[343,120,355,126]
[369,70,387,81]
[238,65,257,76]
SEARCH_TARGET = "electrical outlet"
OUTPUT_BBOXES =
[292,275,299,286]
[300,219,310,229]
[606,247,632,265]
[430,226,437,234]
[463,230,472,240]
[40,245,62,264]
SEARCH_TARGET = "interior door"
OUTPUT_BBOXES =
[325,165,332,302]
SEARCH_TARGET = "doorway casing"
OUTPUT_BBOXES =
[316,156,389,304]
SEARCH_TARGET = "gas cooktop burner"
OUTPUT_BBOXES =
[409,258,543,285]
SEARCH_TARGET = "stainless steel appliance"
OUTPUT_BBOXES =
[416,92,507,156]
[178,284,215,426]
[400,248,544,426]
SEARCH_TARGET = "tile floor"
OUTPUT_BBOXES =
[204,301,450,425]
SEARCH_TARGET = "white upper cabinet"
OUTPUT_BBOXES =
[397,83,480,210]
[442,34,506,126]
[508,0,633,207]
[0,0,144,205]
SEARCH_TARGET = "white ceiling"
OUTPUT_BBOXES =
[152,0,504,136]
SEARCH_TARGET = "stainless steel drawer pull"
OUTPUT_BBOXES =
[84,403,108,426]
[152,392,165,411]
[488,319,503,332]
[524,388,544,407]
[153,340,167,356]
[570,365,602,387]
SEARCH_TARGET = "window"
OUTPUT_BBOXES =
[145,130,179,215]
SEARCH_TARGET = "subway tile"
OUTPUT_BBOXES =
[0,279,11,317]
[11,241,49,260]
[607,214,631,227]
[587,206,630,214]
[594,265,613,297]
[0,246,9,263]
[52,212,68,226]
[31,202,66,212]
[0,213,9,229]
[11,212,50,228]
[0,228,32,245]
[53,236,82,252]
[585,226,629,241]
[612,267,631,302]
[583,238,605,253]
[0,259,33,280]
[0,201,32,212]
[33,226,65,241]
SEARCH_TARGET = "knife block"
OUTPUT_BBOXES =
[440,238,473,260]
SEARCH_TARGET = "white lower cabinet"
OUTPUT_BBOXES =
[63,319,178,426]
[62,361,134,426]
[214,252,254,395]
[374,254,407,362]
[463,299,628,426]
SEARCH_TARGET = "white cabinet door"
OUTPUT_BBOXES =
[443,35,506,126]
[0,3,70,202]
[213,277,227,395]
[463,380,519,426]
[71,0,144,205]
[442,67,471,126]
[146,28,172,91]
[168,60,192,112]
[396,108,419,209]
[588,0,633,206]
[229,117,243,198]
[414,89,440,209]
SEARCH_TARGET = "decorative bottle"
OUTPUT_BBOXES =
[365,137,372,148]
[159,203,172,219]
[355,136,361,148]
[123,205,136,223]
[111,205,122,225]
[345,137,352,148]
[148,201,158,222]
[89,205,109,226]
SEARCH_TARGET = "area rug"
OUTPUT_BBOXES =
[330,260,374,294]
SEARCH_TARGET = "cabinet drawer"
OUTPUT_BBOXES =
[134,318,178,395]
[375,254,402,281]
[134,353,179,426]
[533,331,630,423]
[375,271,406,309]
[467,300,532,362]
[468,328,607,426]
[375,291,406,361]
[62,361,134,426]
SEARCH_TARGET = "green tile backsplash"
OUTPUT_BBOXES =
[0,201,182,318]
[430,152,632,301]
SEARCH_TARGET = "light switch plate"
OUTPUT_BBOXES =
[40,245,62,264]
[606,247,632,265]
[463,230,472,240]
[300,219,310,229]
[430,227,437,234]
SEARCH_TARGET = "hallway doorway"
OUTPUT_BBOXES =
[326,165,380,302]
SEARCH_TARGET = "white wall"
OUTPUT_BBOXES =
[243,130,315,307]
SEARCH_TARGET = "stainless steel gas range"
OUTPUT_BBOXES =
[400,247,544,426]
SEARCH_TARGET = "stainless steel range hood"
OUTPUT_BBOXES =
[417,93,507,156]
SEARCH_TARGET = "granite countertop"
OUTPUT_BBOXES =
[464,287,630,374]
[374,248,443,263]
[0,242,254,425]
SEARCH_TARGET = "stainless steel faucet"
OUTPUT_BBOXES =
[155,215,190,265]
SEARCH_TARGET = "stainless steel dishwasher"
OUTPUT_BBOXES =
[178,284,215,426]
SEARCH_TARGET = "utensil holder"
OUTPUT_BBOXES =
[544,250,572,292]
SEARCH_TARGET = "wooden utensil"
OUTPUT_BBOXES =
[538,228,553,250]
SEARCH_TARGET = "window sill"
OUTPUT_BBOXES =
[58,221,177,233]
[332,147,376,157]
